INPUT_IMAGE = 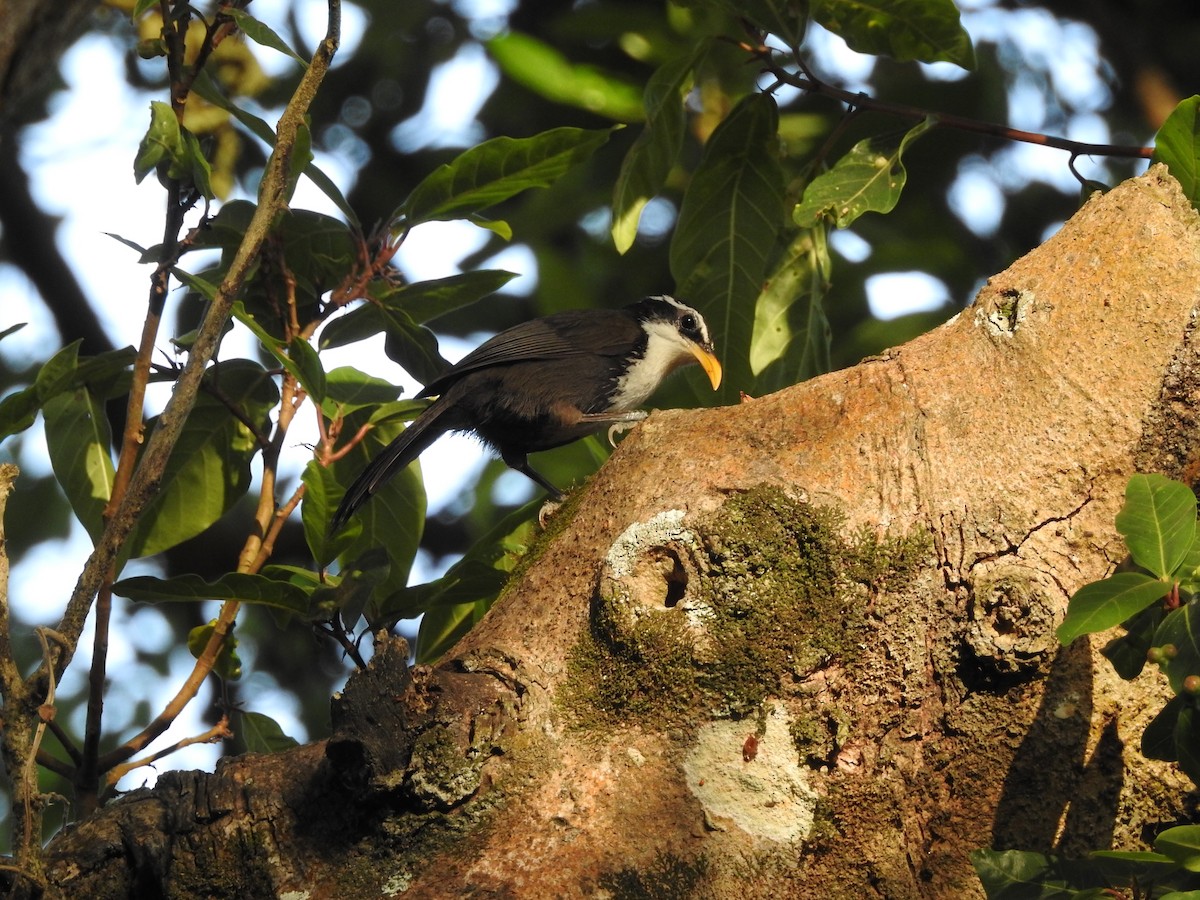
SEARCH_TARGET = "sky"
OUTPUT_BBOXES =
[0,0,1144,791]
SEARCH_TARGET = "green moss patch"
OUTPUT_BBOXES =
[562,486,928,729]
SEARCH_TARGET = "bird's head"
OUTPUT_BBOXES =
[630,295,723,391]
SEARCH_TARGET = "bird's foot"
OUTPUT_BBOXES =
[538,496,564,528]
[606,411,649,447]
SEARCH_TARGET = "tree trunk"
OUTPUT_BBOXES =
[37,166,1200,899]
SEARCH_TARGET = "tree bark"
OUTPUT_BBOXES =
[36,166,1200,899]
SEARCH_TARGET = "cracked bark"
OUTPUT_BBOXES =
[33,166,1200,899]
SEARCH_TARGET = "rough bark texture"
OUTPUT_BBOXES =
[35,167,1200,898]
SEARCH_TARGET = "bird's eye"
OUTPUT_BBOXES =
[681,314,697,330]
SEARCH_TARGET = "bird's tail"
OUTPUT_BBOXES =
[330,396,459,532]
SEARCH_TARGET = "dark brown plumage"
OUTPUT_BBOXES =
[331,295,721,530]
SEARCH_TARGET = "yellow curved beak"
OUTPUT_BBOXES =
[690,344,723,390]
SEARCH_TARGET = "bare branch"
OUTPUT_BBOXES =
[746,42,1153,162]
[103,716,234,790]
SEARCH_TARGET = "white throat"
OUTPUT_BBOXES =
[608,319,697,412]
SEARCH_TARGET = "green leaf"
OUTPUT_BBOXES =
[106,232,154,261]
[0,387,39,441]
[1143,694,1186,761]
[275,209,358,297]
[225,8,308,67]
[1056,572,1169,645]
[1153,604,1200,694]
[261,563,323,591]
[113,572,310,614]
[466,214,512,240]
[612,52,697,254]
[172,266,219,301]
[395,553,518,621]
[134,101,183,184]
[969,849,1099,897]
[311,547,390,627]
[302,160,358,226]
[1100,604,1163,680]
[1153,96,1200,210]
[376,500,537,627]
[380,310,450,387]
[488,32,643,122]
[42,389,116,545]
[811,0,975,68]
[126,361,278,558]
[366,400,426,428]
[671,93,785,405]
[284,120,315,206]
[179,127,215,200]
[795,116,936,228]
[71,347,137,400]
[373,270,518,325]
[323,272,517,386]
[301,461,356,567]
[132,101,213,197]
[232,298,280,346]
[3,345,135,442]
[1158,826,1200,872]
[35,341,83,400]
[1117,474,1198,578]
[1180,531,1200,595]
[233,301,315,384]
[319,367,403,418]
[237,710,301,754]
[1088,849,1185,886]
[402,127,614,226]
[34,342,136,403]
[187,621,241,680]
[413,561,509,611]
[322,271,517,354]
[741,0,809,48]
[415,600,490,664]
[749,225,832,389]
[288,336,326,403]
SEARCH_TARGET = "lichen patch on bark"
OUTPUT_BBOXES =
[683,702,820,843]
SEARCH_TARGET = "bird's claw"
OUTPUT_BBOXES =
[538,497,564,528]
[607,412,649,447]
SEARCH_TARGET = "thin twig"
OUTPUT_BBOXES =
[34,750,75,780]
[323,420,374,464]
[315,618,368,669]
[103,716,233,790]
[22,629,62,851]
[250,482,308,574]
[43,715,81,765]
[747,42,1153,161]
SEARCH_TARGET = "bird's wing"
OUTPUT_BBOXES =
[419,311,638,398]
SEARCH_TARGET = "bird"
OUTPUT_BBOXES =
[330,295,722,531]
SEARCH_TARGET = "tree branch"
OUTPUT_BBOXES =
[747,42,1154,162]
